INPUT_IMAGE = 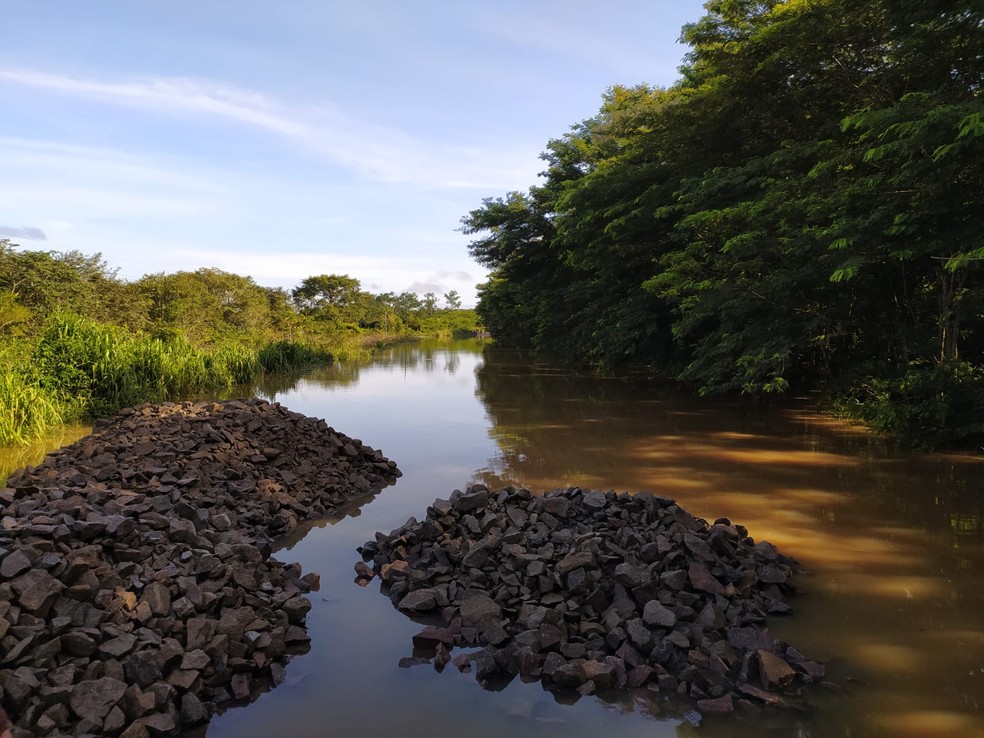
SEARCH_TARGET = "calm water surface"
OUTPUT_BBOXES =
[211,340,984,738]
[10,340,982,737]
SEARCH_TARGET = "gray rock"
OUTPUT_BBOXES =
[683,534,717,562]
[541,651,567,678]
[460,591,502,626]
[659,569,689,590]
[454,490,489,513]
[124,649,163,687]
[551,661,587,687]
[398,588,438,612]
[283,596,312,620]
[69,677,127,722]
[697,693,734,714]
[61,630,97,657]
[99,633,137,658]
[142,710,178,736]
[614,563,651,589]
[566,567,588,593]
[757,649,796,689]
[11,569,63,616]
[180,692,208,724]
[582,660,615,688]
[142,582,172,617]
[542,496,570,517]
[0,548,32,578]
[582,491,608,509]
[626,619,652,649]
[411,626,455,649]
[642,601,677,628]
[555,552,595,576]
[728,626,774,652]
[688,562,725,595]
[482,620,510,646]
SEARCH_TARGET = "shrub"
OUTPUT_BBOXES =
[838,361,984,449]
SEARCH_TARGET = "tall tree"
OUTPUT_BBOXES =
[443,290,462,310]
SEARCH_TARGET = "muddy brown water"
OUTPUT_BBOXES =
[6,339,982,737]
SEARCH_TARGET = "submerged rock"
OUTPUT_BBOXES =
[0,398,399,736]
[360,484,820,713]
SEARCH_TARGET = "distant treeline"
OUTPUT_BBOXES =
[0,240,479,444]
[462,0,984,449]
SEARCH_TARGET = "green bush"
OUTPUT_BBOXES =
[837,361,984,449]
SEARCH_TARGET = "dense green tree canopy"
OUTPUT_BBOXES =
[464,0,984,445]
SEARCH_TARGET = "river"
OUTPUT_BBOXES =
[6,339,982,737]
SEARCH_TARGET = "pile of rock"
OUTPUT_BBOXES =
[358,485,824,716]
[0,399,399,737]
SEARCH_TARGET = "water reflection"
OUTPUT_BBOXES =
[73,338,974,738]
[0,423,91,483]
[472,345,984,737]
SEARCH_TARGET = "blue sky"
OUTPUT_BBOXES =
[1,1,707,305]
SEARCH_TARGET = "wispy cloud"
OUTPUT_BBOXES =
[0,67,538,190]
[0,225,47,241]
[0,137,228,192]
[0,144,220,224]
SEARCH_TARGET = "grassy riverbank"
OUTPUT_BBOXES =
[0,315,410,446]
[0,243,482,447]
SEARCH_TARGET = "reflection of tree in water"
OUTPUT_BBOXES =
[0,424,91,483]
[365,338,483,375]
[252,361,365,399]
[464,666,822,737]
[472,344,746,489]
[589,686,822,737]
[255,339,484,394]
[443,350,460,374]
[473,345,984,539]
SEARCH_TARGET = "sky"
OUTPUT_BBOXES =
[1,1,707,306]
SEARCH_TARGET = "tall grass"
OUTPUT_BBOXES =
[0,369,64,445]
[214,344,260,385]
[30,314,265,421]
[1,315,347,447]
[258,340,325,372]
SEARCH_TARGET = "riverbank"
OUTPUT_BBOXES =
[0,399,399,737]
[0,319,422,450]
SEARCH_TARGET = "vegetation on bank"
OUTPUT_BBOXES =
[0,242,480,445]
[462,0,984,450]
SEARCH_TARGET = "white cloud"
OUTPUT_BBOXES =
[0,225,47,240]
[0,67,540,190]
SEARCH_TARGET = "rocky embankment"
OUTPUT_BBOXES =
[359,485,824,716]
[0,399,399,737]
